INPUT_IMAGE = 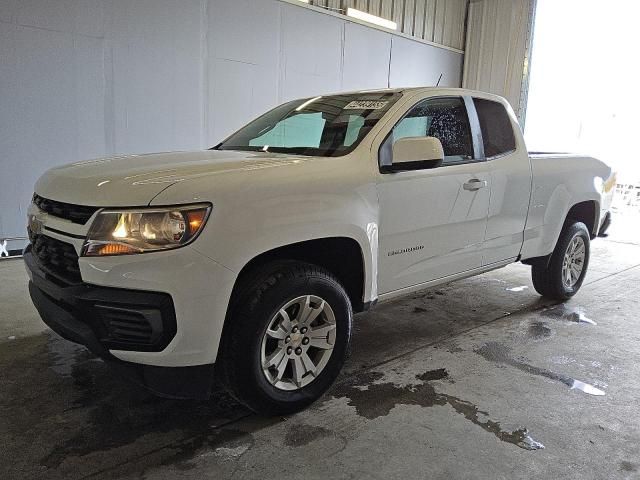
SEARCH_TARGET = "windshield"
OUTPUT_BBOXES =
[216,92,402,157]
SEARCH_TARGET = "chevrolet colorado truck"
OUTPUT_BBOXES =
[25,87,615,414]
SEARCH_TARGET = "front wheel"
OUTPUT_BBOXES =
[531,221,591,300]
[217,261,352,415]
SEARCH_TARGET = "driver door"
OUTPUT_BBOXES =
[376,96,491,295]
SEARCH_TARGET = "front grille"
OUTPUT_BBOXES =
[31,235,81,284]
[95,304,162,346]
[33,194,98,225]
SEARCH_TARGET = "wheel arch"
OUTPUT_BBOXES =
[229,237,369,314]
[565,200,600,239]
[523,199,599,268]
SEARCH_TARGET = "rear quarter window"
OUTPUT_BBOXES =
[473,98,517,158]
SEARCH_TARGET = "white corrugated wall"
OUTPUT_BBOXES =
[462,0,536,124]
[308,0,468,51]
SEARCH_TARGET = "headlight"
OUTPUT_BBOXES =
[82,204,211,256]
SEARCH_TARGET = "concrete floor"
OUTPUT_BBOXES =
[2,223,640,480]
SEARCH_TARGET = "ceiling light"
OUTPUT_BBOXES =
[347,8,397,30]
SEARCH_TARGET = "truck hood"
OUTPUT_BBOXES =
[35,150,308,206]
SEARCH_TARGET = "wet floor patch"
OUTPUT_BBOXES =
[542,305,597,325]
[476,342,605,395]
[331,370,439,420]
[0,333,250,479]
[528,321,553,339]
[36,371,251,472]
[47,334,94,377]
[284,424,335,447]
[165,429,255,471]
[39,396,249,469]
[331,369,544,451]
[444,396,544,451]
[506,286,529,292]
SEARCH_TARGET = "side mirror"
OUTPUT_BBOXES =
[382,136,444,173]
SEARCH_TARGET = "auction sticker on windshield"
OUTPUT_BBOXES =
[344,100,389,110]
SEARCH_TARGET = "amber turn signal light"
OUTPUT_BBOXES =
[93,243,139,256]
[186,210,206,235]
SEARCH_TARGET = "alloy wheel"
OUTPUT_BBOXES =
[562,236,586,288]
[260,295,337,391]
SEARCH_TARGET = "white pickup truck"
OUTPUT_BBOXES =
[25,87,615,414]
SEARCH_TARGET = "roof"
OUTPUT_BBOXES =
[316,86,506,101]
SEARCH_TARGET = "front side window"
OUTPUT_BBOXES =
[473,98,517,158]
[380,97,474,168]
[217,92,402,157]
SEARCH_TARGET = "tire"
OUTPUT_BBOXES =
[531,221,591,300]
[217,260,352,415]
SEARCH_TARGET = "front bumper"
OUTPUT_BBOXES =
[25,247,178,353]
[25,248,216,398]
[23,220,237,367]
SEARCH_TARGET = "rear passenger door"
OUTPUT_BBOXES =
[471,98,532,265]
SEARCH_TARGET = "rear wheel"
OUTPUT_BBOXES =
[218,261,352,415]
[531,221,590,300]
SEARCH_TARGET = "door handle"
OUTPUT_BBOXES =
[463,179,488,191]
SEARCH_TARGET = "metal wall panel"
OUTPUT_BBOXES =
[207,0,282,142]
[380,0,393,21]
[424,0,436,41]
[309,0,468,50]
[433,0,445,44]
[413,0,426,40]
[279,4,344,100]
[369,0,383,16]
[462,0,536,123]
[389,35,462,88]
[342,22,393,91]
[403,0,415,36]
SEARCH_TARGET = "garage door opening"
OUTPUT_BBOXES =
[525,0,640,241]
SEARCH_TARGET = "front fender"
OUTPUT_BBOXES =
[150,155,380,303]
